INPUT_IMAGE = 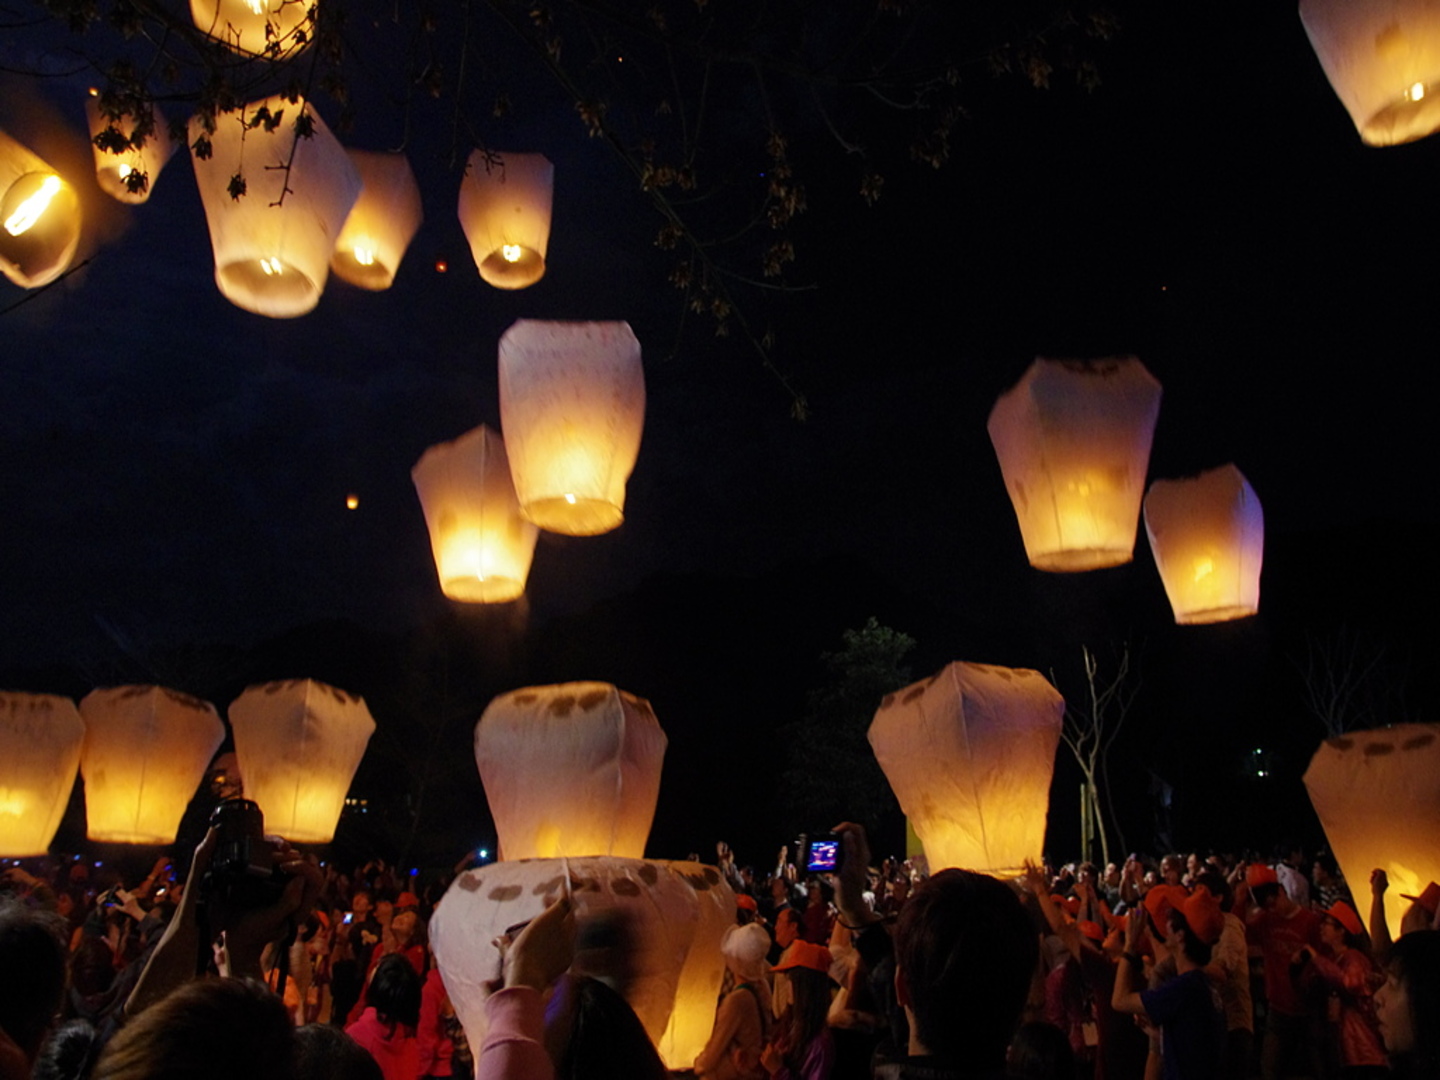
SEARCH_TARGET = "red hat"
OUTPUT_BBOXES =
[1143,885,1190,926]
[396,892,421,910]
[1400,882,1440,916]
[1325,900,1365,939]
[772,940,833,977]
[1051,894,1082,917]
[1078,920,1105,943]
[1246,864,1279,888]
[735,893,758,912]
[1181,889,1224,946]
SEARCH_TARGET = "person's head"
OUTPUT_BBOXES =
[1160,855,1183,886]
[1320,902,1366,952]
[720,922,771,983]
[32,1019,100,1080]
[1007,1021,1076,1080]
[772,943,834,1069]
[366,954,422,1027]
[1313,854,1340,887]
[774,908,801,949]
[1165,910,1213,967]
[1195,869,1234,911]
[1251,881,1287,912]
[0,899,68,1063]
[895,868,1036,1065]
[293,1023,383,1080]
[805,880,822,906]
[350,891,372,917]
[1376,929,1440,1074]
[770,876,789,903]
[390,909,419,946]
[556,976,668,1080]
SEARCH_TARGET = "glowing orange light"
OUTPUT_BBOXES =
[435,258,448,273]
[345,494,359,510]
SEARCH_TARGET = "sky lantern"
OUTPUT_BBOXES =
[331,149,422,290]
[988,356,1162,572]
[0,129,81,289]
[1304,724,1440,932]
[189,97,360,318]
[1143,464,1264,626]
[188,0,315,57]
[1300,0,1440,146]
[85,99,173,204]
[410,424,539,603]
[498,320,646,536]
[868,661,1065,875]
[78,686,225,844]
[228,678,375,843]
[457,150,553,289]
[0,692,84,856]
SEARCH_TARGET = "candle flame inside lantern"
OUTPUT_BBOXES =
[1410,82,1426,101]
[4,175,62,237]
[501,244,523,262]
[260,257,282,275]
[353,245,375,266]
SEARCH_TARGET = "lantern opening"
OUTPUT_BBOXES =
[480,243,545,289]
[1363,82,1440,144]
[523,495,623,535]
[217,256,318,313]
[440,569,526,604]
[332,246,393,288]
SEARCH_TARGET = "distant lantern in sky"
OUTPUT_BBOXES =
[189,0,315,58]
[1304,724,1440,933]
[0,692,84,856]
[1144,464,1264,625]
[868,662,1065,875]
[189,97,360,318]
[85,99,174,204]
[988,356,1162,572]
[228,679,375,843]
[457,150,553,289]
[79,686,225,844]
[331,150,423,291]
[498,320,646,536]
[475,682,667,860]
[411,425,539,603]
[0,129,81,290]
[1300,0,1440,146]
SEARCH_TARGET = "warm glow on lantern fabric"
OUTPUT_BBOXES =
[331,150,423,291]
[457,151,553,289]
[988,356,1162,572]
[188,0,314,57]
[868,662,1065,875]
[85,100,174,205]
[0,130,81,289]
[0,692,84,856]
[1301,0,1440,146]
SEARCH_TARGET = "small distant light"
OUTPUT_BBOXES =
[564,493,577,504]
[501,244,523,263]
[616,55,624,63]
[434,258,448,273]
[345,494,359,510]
[1257,770,1268,778]
[88,87,99,97]
[478,848,489,859]
[1160,285,1168,292]
[1410,82,1426,102]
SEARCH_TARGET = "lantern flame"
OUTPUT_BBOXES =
[116,163,133,180]
[4,174,62,237]
[0,793,26,817]
[245,0,265,13]
[353,245,375,266]
[1193,557,1214,582]
[260,256,282,275]
[501,243,523,262]
[564,493,577,504]
[345,494,359,510]
[1410,81,1426,101]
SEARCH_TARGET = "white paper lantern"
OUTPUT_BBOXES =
[189,97,360,318]
[0,130,81,289]
[988,356,1162,572]
[457,151,553,289]
[1301,0,1440,146]
[868,662,1065,875]
[228,679,375,843]
[1144,464,1264,626]
[411,424,539,603]
[475,683,667,860]
[189,0,315,58]
[79,686,225,844]
[0,692,84,856]
[85,99,174,205]
[498,320,646,536]
[331,150,423,290]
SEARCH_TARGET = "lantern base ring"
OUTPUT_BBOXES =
[522,496,624,536]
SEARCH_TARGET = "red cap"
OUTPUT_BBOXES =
[773,940,833,976]
[1078,920,1105,943]
[1143,884,1190,926]
[1325,900,1364,939]
[396,892,420,909]
[1051,894,1082,917]
[1400,882,1440,916]
[1246,864,1279,888]
[735,893,758,912]
[1181,889,1224,946]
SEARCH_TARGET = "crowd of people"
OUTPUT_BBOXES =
[1,820,1437,1080]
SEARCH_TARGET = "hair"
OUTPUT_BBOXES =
[895,868,1037,1065]
[32,1020,101,1080]
[1167,911,1213,967]
[1251,882,1283,909]
[293,1023,384,1080]
[0,898,69,1061]
[1314,853,1340,878]
[1195,870,1234,911]
[366,954,422,1028]
[558,976,668,1080]
[777,965,832,1073]
[1007,1020,1076,1080]
[1385,930,1440,1076]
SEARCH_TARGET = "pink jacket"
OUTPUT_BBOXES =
[476,987,554,1080]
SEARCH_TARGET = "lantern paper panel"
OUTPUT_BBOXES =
[1144,464,1264,626]
[458,151,553,289]
[331,150,423,290]
[411,425,539,603]
[79,686,225,844]
[0,692,85,856]
[1300,0,1440,146]
[189,0,314,58]
[498,320,646,536]
[988,357,1162,572]
[431,856,734,1070]
[868,662,1065,875]
[189,97,360,318]
[476,683,666,861]
[229,679,375,843]
[1303,724,1440,932]
[85,99,174,205]
[0,129,81,289]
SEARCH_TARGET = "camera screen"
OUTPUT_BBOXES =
[807,839,839,873]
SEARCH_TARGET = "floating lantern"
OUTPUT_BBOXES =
[189,0,315,58]
[1143,464,1264,626]
[331,150,422,290]
[189,97,360,318]
[457,151,553,289]
[498,320,646,536]
[228,679,375,843]
[85,99,173,204]
[78,686,225,844]
[1300,0,1440,146]
[475,682,666,860]
[1304,724,1440,932]
[988,356,1162,572]
[0,692,84,856]
[0,130,81,289]
[411,425,539,603]
[868,662,1065,875]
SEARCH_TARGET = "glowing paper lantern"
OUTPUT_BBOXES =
[988,357,1162,572]
[331,150,422,290]
[1304,724,1440,932]
[411,424,539,603]
[0,693,84,856]
[498,320,646,536]
[189,0,314,57]
[0,130,81,289]
[228,679,375,843]
[1143,464,1264,626]
[189,97,360,318]
[457,151,553,289]
[868,662,1065,875]
[475,683,666,860]
[1300,0,1440,146]
[431,856,734,1070]
[85,99,174,204]
[78,686,225,844]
